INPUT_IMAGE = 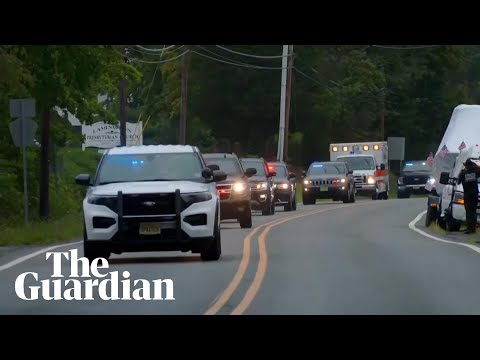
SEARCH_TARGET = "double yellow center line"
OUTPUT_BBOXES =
[205,204,361,315]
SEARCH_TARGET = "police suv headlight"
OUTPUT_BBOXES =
[87,195,117,212]
[303,180,311,185]
[427,177,435,185]
[256,182,268,190]
[181,192,213,206]
[367,177,375,185]
[233,182,247,193]
[279,183,289,189]
[340,179,346,183]
[397,177,404,185]
[453,192,464,205]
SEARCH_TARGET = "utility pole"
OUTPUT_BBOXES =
[179,49,190,145]
[119,47,129,146]
[283,45,294,163]
[277,45,289,162]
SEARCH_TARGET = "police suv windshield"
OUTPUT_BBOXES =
[337,156,375,171]
[96,152,204,185]
[403,161,432,173]
[308,163,346,175]
[241,160,266,176]
[273,165,288,177]
[204,157,243,177]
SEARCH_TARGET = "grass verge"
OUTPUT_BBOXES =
[0,212,83,247]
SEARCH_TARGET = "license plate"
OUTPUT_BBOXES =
[139,222,162,235]
[320,186,328,192]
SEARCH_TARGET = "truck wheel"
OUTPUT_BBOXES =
[445,212,461,232]
[303,195,315,205]
[284,198,293,212]
[83,226,110,263]
[425,206,433,227]
[201,207,222,261]
[239,207,252,228]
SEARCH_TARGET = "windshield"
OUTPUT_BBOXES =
[402,161,432,173]
[308,163,346,175]
[337,156,375,171]
[96,153,204,184]
[204,157,243,177]
[271,165,288,177]
[241,160,266,176]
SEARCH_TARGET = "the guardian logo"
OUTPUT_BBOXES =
[15,249,175,301]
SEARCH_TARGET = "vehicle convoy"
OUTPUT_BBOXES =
[75,145,227,262]
[425,104,480,230]
[397,160,433,198]
[267,161,297,211]
[239,157,276,215]
[302,161,356,205]
[330,141,389,200]
[203,153,256,228]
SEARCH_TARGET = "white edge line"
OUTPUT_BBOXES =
[0,241,82,272]
[409,211,480,254]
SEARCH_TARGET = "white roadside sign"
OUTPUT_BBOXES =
[82,121,143,150]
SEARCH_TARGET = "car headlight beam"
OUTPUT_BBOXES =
[233,182,247,193]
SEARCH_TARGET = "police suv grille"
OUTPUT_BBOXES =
[404,175,429,185]
[312,180,333,185]
[123,193,176,216]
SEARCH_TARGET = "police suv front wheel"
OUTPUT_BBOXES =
[201,208,222,261]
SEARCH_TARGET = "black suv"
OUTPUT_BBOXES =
[267,161,297,211]
[302,161,356,204]
[203,153,256,228]
[239,157,276,215]
[397,160,432,199]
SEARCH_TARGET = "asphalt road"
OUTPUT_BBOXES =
[1,197,480,315]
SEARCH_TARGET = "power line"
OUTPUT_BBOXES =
[195,45,264,66]
[134,45,177,52]
[125,45,185,56]
[191,50,292,70]
[370,45,441,50]
[215,45,292,59]
[129,50,191,64]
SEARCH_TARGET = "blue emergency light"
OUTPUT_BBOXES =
[312,164,324,168]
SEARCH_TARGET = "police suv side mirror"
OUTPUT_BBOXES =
[202,168,213,179]
[213,170,227,182]
[301,170,307,178]
[75,174,91,186]
[347,170,353,175]
[245,168,257,177]
[288,172,296,179]
[207,164,220,171]
[439,172,450,185]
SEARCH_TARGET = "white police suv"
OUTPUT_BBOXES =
[75,145,227,262]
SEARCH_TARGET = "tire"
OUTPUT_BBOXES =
[262,199,274,215]
[239,206,252,228]
[425,205,433,227]
[201,207,222,261]
[350,188,356,203]
[83,226,110,263]
[303,194,315,205]
[445,211,461,232]
[342,189,351,204]
[383,192,389,200]
[284,196,293,211]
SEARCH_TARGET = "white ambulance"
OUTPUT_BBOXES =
[330,141,389,199]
